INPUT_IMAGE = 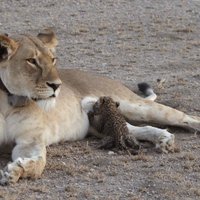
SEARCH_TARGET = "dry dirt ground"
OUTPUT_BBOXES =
[1,0,200,199]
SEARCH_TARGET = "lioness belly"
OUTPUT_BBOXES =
[44,91,90,145]
[45,110,89,145]
[1,91,89,147]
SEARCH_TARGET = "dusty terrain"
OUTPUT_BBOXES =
[1,0,200,199]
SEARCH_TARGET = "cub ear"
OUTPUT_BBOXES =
[37,28,58,53]
[115,102,120,108]
[0,35,18,62]
[99,97,105,105]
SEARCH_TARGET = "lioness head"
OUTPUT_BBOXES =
[0,29,62,104]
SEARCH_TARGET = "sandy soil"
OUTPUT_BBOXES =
[1,0,200,199]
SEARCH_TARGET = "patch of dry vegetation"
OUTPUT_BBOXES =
[46,161,90,176]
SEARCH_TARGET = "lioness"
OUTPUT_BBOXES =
[0,30,199,185]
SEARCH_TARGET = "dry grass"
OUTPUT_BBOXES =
[88,171,106,183]
[0,190,5,198]
[30,185,47,194]
[181,152,196,161]
[131,153,152,162]
[191,188,200,196]
[174,28,193,33]
[0,190,19,200]
[46,161,90,177]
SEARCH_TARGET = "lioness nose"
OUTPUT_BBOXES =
[46,82,61,91]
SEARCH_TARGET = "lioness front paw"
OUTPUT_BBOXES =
[81,96,98,113]
[0,161,24,185]
[156,130,175,153]
[0,170,14,186]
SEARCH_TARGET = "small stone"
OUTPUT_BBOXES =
[108,151,115,155]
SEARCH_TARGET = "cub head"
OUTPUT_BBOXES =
[93,96,120,115]
[0,29,62,108]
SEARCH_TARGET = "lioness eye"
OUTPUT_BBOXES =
[26,58,37,65]
[52,57,57,65]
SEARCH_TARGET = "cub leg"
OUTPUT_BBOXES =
[119,99,200,131]
[98,136,115,149]
[0,142,46,185]
[126,122,175,153]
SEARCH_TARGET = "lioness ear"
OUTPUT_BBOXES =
[0,35,18,62]
[37,29,58,53]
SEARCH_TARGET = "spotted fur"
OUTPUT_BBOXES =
[89,96,140,153]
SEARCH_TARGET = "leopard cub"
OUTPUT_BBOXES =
[88,96,140,154]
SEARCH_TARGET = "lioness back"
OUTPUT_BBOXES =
[59,69,140,100]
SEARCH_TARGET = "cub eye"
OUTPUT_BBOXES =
[26,58,37,65]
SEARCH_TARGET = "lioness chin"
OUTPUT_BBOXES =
[0,30,199,185]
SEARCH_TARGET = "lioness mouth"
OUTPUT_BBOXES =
[32,95,56,102]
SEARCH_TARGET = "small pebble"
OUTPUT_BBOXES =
[108,151,115,155]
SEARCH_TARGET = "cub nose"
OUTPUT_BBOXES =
[46,82,61,92]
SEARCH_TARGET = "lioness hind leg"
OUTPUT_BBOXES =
[119,99,200,132]
[126,122,175,153]
[0,143,46,185]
